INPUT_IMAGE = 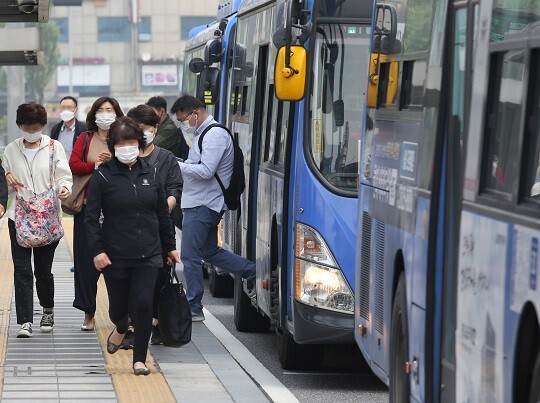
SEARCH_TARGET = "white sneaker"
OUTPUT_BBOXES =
[214,266,228,276]
[17,322,33,338]
[191,311,205,322]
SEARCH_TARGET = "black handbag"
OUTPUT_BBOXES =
[158,265,192,347]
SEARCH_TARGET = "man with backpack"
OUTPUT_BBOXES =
[170,95,255,322]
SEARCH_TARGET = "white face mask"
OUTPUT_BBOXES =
[143,130,155,146]
[180,114,197,140]
[22,131,42,143]
[115,145,139,165]
[95,112,116,130]
[60,110,75,122]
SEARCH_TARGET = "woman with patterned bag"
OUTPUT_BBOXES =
[1,102,72,338]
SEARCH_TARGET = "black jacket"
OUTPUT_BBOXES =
[143,146,183,202]
[0,160,7,209]
[84,157,176,262]
[50,120,88,146]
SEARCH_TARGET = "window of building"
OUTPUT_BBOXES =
[98,17,130,42]
[180,16,213,40]
[52,18,68,43]
[138,16,151,42]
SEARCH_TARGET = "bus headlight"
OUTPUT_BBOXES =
[295,223,353,313]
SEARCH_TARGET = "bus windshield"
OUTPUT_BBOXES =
[309,23,370,193]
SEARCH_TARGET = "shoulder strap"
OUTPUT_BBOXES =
[197,124,233,153]
[197,124,232,193]
[49,139,55,187]
[81,131,90,162]
[147,146,161,167]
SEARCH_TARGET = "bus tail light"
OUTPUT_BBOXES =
[294,223,353,313]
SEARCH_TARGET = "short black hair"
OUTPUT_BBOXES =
[146,96,167,111]
[127,104,160,127]
[60,96,78,107]
[16,102,47,126]
[170,95,205,114]
[107,116,146,154]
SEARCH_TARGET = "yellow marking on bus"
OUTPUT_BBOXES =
[0,220,15,398]
[62,218,175,402]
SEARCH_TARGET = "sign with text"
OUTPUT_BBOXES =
[141,65,178,87]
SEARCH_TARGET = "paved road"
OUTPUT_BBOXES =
[201,281,389,403]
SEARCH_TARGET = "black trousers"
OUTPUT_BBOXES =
[8,219,59,325]
[73,206,101,316]
[103,265,159,364]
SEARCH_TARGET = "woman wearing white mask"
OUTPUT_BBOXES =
[85,116,180,375]
[70,97,123,332]
[2,102,72,338]
[124,104,183,346]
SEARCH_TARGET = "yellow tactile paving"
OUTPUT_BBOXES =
[0,219,14,397]
[62,218,176,402]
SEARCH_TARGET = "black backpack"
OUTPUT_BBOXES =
[198,124,245,210]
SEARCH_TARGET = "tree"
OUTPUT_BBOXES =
[25,22,61,104]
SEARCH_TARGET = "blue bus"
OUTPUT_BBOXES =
[217,0,374,369]
[182,0,243,297]
[356,0,540,401]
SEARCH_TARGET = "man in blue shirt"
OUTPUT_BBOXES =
[171,95,255,322]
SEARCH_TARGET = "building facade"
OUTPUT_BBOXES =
[47,0,218,117]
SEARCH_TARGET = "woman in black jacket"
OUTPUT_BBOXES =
[85,116,179,376]
[126,104,182,346]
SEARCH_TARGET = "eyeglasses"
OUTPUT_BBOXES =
[177,112,193,123]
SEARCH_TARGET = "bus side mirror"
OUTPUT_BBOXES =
[197,67,220,105]
[274,45,306,101]
[189,57,205,74]
[204,39,222,65]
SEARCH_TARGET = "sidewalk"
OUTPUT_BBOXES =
[0,218,270,402]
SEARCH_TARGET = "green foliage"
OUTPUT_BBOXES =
[25,22,61,104]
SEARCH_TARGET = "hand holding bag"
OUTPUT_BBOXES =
[158,264,192,347]
[62,133,91,215]
[14,139,65,248]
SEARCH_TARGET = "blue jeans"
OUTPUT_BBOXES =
[181,206,255,313]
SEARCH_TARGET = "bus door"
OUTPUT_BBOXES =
[437,0,477,401]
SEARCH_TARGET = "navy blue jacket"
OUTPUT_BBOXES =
[50,119,88,147]
[0,160,7,209]
[84,157,176,262]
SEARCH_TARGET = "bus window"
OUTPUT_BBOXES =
[309,23,370,192]
[523,49,540,202]
[482,50,525,196]
[273,100,284,165]
[263,84,276,163]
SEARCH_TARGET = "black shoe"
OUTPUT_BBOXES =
[70,266,74,273]
[107,329,124,354]
[121,329,134,350]
[150,325,163,345]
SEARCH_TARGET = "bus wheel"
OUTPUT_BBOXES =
[277,327,323,370]
[209,266,234,298]
[390,273,410,403]
[530,352,540,403]
[233,275,270,332]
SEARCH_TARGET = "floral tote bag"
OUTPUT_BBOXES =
[14,139,64,248]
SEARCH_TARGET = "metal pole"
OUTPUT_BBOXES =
[68,6,73,95]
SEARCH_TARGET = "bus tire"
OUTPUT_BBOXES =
[530,352,540,403]
[390,272,410,403]
[209,266,233,298]
[233,274,270,332]
[277,327,323,370]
